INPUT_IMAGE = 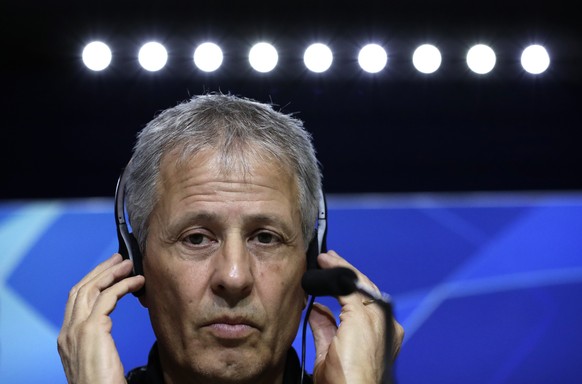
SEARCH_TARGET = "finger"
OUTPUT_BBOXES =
[90,274,145,320]
[317,251,381,308]
[308,303,338,367]
[321,251,405,361]
[392,319,405,359]
[69,258,136,325]
[317,250,378,290]
[62,253,124,326]
[77,253,125,292]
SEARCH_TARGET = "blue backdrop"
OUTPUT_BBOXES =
[1,192,581,383]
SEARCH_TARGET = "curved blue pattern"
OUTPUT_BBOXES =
[1,193,581,383]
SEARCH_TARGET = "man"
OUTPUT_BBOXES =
[58,93,404,383]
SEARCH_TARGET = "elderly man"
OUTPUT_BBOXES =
[58,93,403,383]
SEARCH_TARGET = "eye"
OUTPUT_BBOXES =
[252,231,280,245]
[181,232,214,246]
[185,233,205,245]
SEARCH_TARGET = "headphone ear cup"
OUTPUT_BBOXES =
[306,231,320,270]
[114,167,145,297]
[127,233,146,297]
[128,233,144,276]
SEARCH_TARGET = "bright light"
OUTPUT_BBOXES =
[249,42,278,73]
[303,43,333,73]
[412,44,442,74]
[521,44,550,75]
[193,42,223,72]
[82,41,112,71]
[466,44,496,75]
[358,44,387,73]
[138,42,168,72]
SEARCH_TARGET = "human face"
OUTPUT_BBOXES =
[140,148,307,384]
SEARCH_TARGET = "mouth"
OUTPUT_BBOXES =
[203,316,260,341]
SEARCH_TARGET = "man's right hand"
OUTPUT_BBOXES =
[57,253,145,384]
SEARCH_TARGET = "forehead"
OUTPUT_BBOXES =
[156,146,299,202]
[169,141,293,177]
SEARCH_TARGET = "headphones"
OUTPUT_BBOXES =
[114,166,144,278]
[114,165,328,285]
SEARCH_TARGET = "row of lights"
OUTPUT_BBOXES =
[82,41,551,76]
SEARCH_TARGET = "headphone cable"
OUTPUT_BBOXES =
[300,295,316,384]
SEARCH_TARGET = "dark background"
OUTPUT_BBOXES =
[2,0,580,199]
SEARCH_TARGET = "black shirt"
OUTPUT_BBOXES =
[126,342,313,384]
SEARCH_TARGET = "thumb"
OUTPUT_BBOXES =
[308,303,338,368]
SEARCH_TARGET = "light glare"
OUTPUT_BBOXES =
[249,42,278,73]
[82,41,112,71]
[412,44,442,74]
[521,44,550,75]
[194,42,223,72]
[466,44,496,75]
[138,42,168,72]
[358,44,387,73]
[304,43,333,73]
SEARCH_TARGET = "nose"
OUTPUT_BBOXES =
[210,236,254,305]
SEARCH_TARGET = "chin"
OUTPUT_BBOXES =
[192,348,271,383]
[195,363,267,384]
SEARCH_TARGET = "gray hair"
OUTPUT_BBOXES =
[125,93,322,254]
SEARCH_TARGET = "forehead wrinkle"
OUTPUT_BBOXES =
[171,142,297,189]
[164,157,296,206]
[160,174,299,230]
[155,146,303,233]
[172,180,290,212]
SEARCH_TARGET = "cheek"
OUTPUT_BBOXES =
[261,262,305,317]
[266,274,305,350]
[142,250,206,310]
[143,256,209,340]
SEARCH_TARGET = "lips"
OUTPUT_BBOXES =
[203,316,260,340]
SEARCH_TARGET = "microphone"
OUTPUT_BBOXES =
[301,267,358,297]
[301,266,395,384]
[302,267,391,305]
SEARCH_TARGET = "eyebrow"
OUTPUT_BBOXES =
[245,214,296,235]
[165,211,220,235]
[165,211,296,236]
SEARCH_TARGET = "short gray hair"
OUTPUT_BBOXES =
[125,93,322,254]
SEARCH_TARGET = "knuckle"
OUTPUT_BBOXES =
[56,334,65,351]
[392,322,405,349]
[68,285,80,299]
[68,280,93,300]
[76,283,99,303]
[395,322,405,339]
[57,330,74,353]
